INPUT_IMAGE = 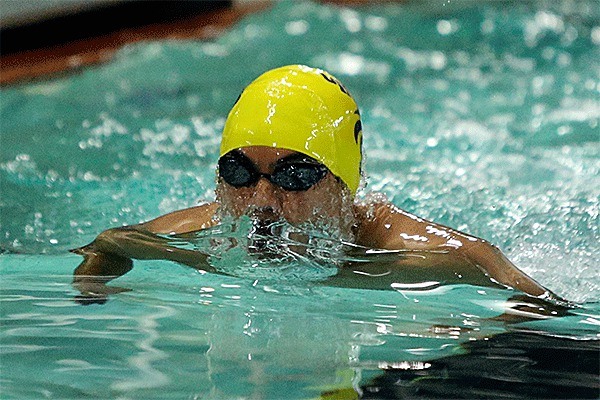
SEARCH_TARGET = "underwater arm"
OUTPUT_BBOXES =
[71,203,219,301]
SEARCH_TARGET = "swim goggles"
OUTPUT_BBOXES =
[218,150,329,191]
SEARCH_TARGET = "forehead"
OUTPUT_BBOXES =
[238,146,299,169]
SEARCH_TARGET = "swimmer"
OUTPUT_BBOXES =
[72,65,557,303]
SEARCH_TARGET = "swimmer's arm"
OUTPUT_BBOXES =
[135,202,220,234]
[356,202,551,298]
[72,203,219,287]
[455,237,550,297]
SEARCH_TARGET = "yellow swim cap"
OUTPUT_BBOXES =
[220,65,363,194]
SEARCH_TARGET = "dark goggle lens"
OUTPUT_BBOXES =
[218,151,328,191]
[218,152,258,188]
[271,163,328,191]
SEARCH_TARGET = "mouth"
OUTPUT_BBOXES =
[246,208,284,256]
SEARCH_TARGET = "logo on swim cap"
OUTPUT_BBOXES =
[220,65,363,194]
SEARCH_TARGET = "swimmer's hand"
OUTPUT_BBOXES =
[71,244,133,305]
[72,243,134,279]
[73,282,131,305]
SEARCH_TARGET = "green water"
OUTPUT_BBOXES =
[1,1,599,398]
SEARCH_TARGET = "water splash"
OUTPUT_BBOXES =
[165,216,345,281]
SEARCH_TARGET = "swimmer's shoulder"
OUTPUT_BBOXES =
[137,202,220,235]
[354,199,461,250]
[354,200,409,248]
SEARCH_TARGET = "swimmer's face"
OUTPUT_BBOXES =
[216,146,354,230]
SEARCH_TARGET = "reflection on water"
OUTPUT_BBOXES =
[361,331,600,399]
[1,253,598,399]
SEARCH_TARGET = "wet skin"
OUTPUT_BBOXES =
[73,146,557,304]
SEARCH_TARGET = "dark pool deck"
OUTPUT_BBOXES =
[0,0,391,86]
[0,1,261,86]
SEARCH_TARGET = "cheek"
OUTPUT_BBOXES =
[281,186,342,221]
[282,192,313,212]
[219,186,251,215]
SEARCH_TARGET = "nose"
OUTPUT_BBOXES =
[250,177,283,215]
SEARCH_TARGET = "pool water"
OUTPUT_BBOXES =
[1,1,599,398]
